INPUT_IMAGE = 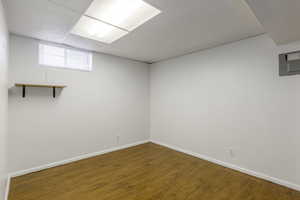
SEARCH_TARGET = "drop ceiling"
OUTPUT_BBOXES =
[4,0,265,63]
[246,0,300,45]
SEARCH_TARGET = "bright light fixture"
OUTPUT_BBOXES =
[71,0,161,43]
[85,0,161,31]
[71,16,128,44]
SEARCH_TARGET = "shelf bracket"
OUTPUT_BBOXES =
[53,87,56,98]
[22,85,26,98]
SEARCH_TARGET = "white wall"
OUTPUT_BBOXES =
[0,0,8,198]
[150,35,300,187]
[8,35,150,173]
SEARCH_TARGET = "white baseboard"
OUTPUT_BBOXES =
[9,140,149,178]
[151,140,300,192]
[5,175,11,200]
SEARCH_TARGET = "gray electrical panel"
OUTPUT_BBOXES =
[279,51,300,76]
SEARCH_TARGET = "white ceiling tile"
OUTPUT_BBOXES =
[246,0,300,45]
[49,0,94,14]
[4,0,81,43]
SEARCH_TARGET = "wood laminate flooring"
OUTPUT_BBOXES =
[9,143,300,200]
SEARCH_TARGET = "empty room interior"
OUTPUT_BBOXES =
[1,0,300,199]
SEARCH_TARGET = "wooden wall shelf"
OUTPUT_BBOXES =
[15,83,67,98]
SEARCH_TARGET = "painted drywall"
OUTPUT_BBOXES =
[8,35,150,173]
[0,0,8,199]
[150,34,300,187]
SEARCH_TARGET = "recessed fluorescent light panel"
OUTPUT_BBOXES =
[71,16,128,44]
[86,0,161,31]
[71,0,161,43]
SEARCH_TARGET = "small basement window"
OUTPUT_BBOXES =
[39,43,92,71]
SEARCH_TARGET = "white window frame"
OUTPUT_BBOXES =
[39,43,93,72]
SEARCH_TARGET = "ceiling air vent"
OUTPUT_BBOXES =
[279,51,300,76]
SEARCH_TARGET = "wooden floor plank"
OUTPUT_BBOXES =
[9,143,300,200]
